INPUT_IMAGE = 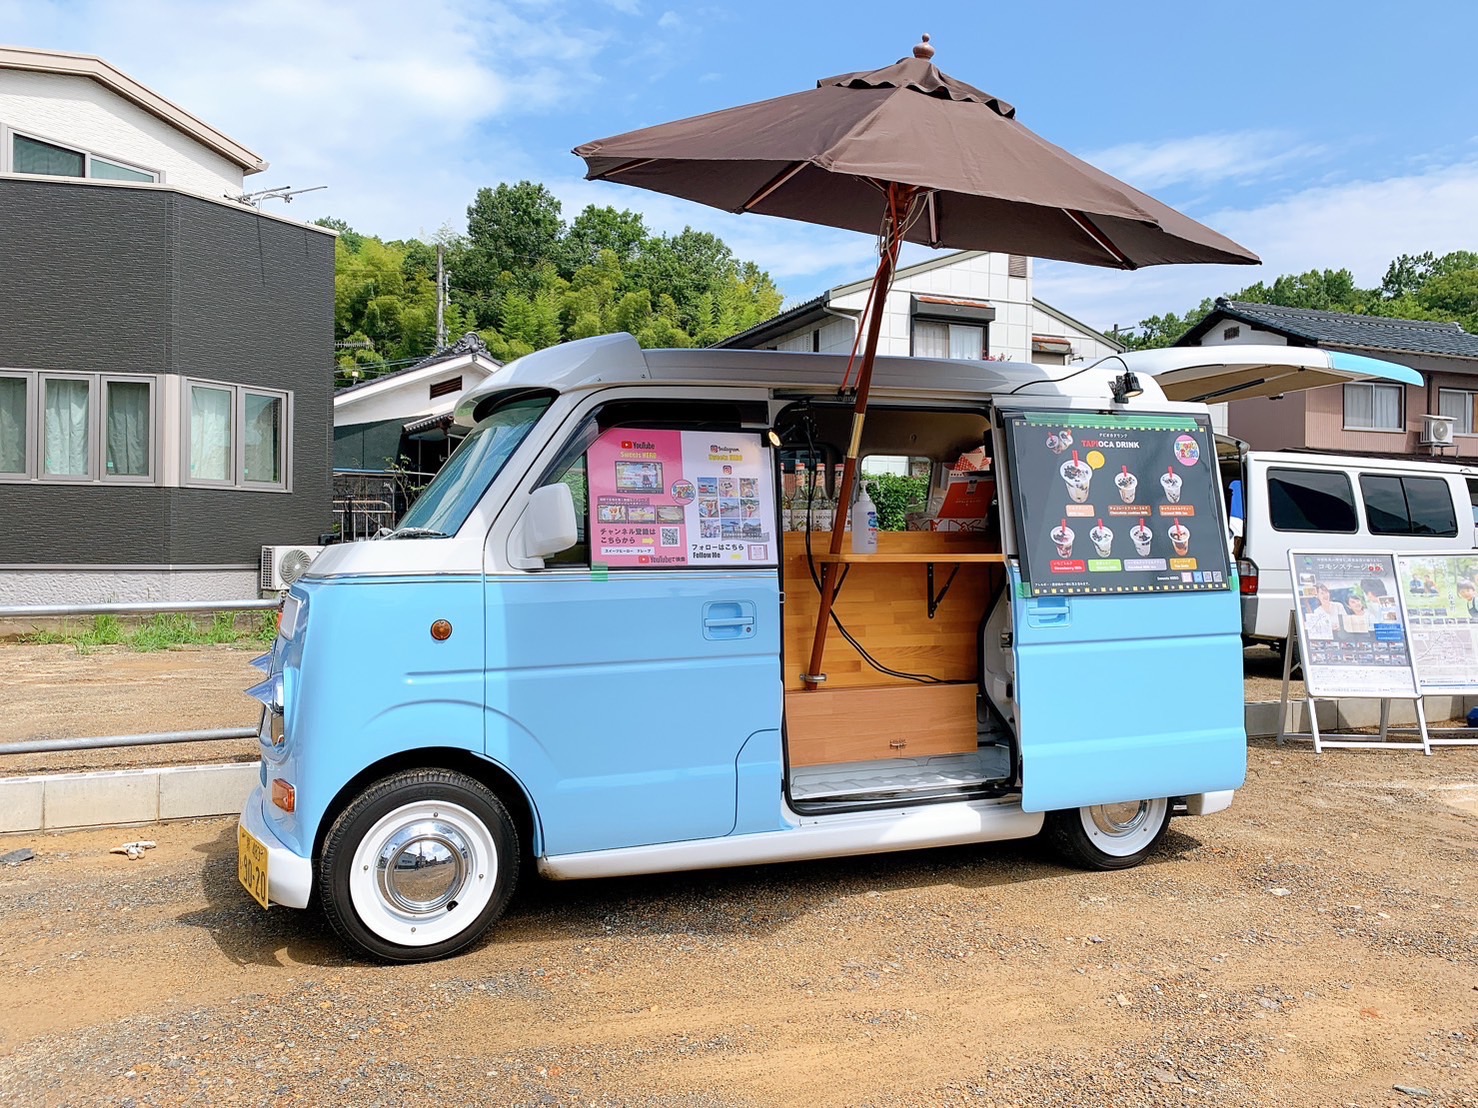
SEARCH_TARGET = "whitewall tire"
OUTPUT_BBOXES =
[1044,797,1171,871]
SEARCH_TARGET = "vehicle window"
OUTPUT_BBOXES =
[1360,474,1458,536]
[536,397,769,568]
[1267,468,1358,533]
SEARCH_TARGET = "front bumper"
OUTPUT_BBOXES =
[239,784,314,909]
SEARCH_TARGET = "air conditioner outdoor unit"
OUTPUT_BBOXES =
[260,545,324,591]
[1420,414,1456,447]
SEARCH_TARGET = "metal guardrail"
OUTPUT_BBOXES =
[1,598,277,756]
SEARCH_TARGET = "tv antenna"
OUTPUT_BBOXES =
[234,184,328,208]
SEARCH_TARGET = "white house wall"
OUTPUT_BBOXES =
[1030,305,1121,365]
[0,69,245,197]
[830,252,1033,360]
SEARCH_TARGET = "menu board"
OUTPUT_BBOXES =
[1002,411,1231,596]
[1396,553,1478,693]
[1289,551,1416,699]
[587,429,776,568]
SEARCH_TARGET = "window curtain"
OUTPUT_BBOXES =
[190,386,233,481]
[43,378,90,476]
[948,323,984,360]
[105,381,151,477]
[14,134,85,177]
[913,321,950,358]
[243,394,282,483]
[1370,384,1401,429]
[1439,390,1474,435]
[0,377,25,474]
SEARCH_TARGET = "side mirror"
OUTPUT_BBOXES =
[519,483,578,561]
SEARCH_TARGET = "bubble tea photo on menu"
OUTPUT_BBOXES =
[1168,520,1190,557]
[1090,518,1113,557]
[1051,519,1075,557]
[1160,465,1182,504]
[1060,451,1092,504]
[1114,465,1137,503]
[1131,517,1152,557]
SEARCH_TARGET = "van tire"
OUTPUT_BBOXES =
[319,769,519,962]
[1043,798,1170,871]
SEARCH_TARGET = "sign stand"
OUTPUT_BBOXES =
[1394,552,1478,748]
[1276,613,1432,754]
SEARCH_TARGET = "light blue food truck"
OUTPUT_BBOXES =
[238,335,1419,961]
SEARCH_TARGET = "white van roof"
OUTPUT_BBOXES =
[458,335,1428,424]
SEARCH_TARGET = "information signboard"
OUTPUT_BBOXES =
[1002,410,1231,596]
[1288,551,1416,699]
[587,428,776,568]
[1395,552,1478,693]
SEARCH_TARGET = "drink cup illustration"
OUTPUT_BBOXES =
[1090,518,1113,558]
[1115,465,1137,504]
[1169,520,1190,557]
[1047,428,1072,455]
[1050,518,1075,558]
[1131,517,1152,557]
[1060,451,1092,504]
[1160,465,1182,504]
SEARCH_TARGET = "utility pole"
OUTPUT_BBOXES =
[435,244,447,350]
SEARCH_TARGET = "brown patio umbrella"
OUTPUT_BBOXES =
[574,35,1259,685]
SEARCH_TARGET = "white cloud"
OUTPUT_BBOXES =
[1083,130,1326,191]
[1035,155,1478,335]
[657,10,681,29]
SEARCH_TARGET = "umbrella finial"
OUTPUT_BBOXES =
[912,33,934,61]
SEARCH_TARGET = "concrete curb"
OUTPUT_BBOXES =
[0,762,258,834]
[4,693,1475,834]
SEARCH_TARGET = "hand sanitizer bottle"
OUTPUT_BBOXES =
[851,482,879,554]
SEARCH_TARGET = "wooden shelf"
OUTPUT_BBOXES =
[805,551,1006,564]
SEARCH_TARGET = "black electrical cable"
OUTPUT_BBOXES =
[1004,353,1128,396]
[797,411,943,685]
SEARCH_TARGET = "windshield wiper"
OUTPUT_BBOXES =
[385,526,449,539]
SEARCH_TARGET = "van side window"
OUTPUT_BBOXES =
[536,398,769,567]
[1266,468,1358,533]
[1359,474,1458,536]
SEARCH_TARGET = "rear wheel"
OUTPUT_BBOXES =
[1044,798,1170,871]
[319,769,518,962]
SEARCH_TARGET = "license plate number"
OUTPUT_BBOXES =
[238,824,270,909]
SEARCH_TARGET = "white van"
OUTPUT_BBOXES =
[1220,444,1478,645]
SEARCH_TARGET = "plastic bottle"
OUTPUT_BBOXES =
[851,482,879,554]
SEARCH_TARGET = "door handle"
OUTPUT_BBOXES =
[702,601,756,640]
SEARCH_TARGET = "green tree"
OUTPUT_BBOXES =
[463,181,566,302]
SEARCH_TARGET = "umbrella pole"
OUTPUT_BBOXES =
[802,183,914,687]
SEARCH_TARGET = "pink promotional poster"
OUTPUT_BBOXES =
[586,428,776,567]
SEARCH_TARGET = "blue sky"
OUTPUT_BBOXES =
[8,0,1478,335]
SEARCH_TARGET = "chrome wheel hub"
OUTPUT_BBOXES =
[376,820,469,914]
[1090,801,1150,837]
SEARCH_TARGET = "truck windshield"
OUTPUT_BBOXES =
[392,393,553,537]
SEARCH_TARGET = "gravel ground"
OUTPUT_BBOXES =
[1,742,1476,1106]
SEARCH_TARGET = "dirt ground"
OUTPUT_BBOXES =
[0,743,1474,1105]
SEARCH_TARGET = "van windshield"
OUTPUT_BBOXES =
[391,393,553,538]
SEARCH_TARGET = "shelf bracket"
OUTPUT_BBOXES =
[926,562,961,619]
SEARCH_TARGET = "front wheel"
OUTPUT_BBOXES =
[319,769,519,962]
[1043,798,1170,871]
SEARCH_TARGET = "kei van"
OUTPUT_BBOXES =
[237,335,1424,961]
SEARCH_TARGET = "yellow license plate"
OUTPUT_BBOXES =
[238,823,270,909]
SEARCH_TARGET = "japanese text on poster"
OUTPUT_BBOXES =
[587,428,776,567]
[1289,551,1416,699]
[1396,553,1478,693]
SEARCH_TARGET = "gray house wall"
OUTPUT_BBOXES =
[0,179,334,594]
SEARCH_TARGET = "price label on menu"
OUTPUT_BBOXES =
[1002,411,1231,597]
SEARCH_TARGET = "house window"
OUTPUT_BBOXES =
[1438,388,1478,435]
[104,377,154,480]
[914,320,985,360]
[41,376,92,479]
[11,131,160,183]
[184,380,293,490]
[0,374,30,476]
[1343,382,1404,431]
[0,371,159,483]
